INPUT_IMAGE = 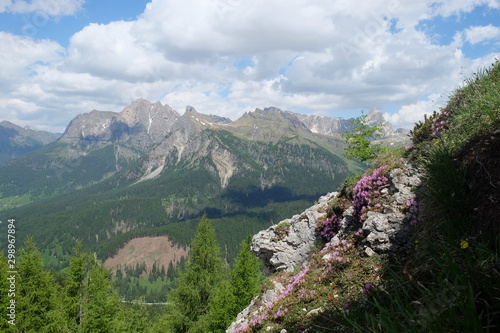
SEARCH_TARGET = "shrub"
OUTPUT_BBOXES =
[342,111,383,162]
[319,215,343,241]
[409,110,439,144]
[352,165,389,223]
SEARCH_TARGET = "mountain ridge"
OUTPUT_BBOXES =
[0,120,58,164]
[0,100,408,274]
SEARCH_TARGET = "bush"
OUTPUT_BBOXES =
[409,110,439,144]
[342,111,383,162]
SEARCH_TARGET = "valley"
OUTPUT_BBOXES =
[0,100,406,300]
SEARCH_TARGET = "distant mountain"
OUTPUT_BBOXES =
[0,120,58,164]
[0,100,407,268]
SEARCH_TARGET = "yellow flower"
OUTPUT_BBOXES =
[460,240,469,249]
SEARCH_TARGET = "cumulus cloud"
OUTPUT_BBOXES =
[3,0,84,16]
[1,0,500,131]
[0,32,64,89]
[384,97,440,129]
[464,24,500,44]
[0,0,12,12]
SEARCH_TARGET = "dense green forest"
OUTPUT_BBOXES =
[1,128,355,265]
[0,216,262,332]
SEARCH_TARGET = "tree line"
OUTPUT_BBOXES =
[0,216,262,332]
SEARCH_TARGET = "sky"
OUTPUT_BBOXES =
[0,0,499,133]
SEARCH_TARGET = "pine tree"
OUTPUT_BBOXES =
[166,215,225,332]
[204,236,262,332]
[16,237,65,332]
[65,241,92,331]
[64,242,121,333]
[82,260,120,333]
[204,280,237,332]
[230,235,262,311]
[342,110,383,162]
[113,302,150,332]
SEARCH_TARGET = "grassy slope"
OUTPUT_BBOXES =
[236,61,500,332]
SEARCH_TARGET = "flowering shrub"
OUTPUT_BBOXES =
[321,239,353,276]
[405,198,419,225]
[352,165,389,223]
[320,214,343,241]
[431,109,451,137]
[234,265,311,332]
[354,228,364,238]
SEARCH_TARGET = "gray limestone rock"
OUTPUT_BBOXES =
[362,163,423,254]
[251,192,336,274]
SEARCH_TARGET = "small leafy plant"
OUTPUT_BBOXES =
[342,111,383,162]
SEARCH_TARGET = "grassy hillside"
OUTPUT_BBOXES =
[234,60,500,332]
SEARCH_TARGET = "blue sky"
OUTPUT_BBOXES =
[0,0,499,132]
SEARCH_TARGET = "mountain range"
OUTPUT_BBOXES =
[0,120,58,165]
[0,100,408,267]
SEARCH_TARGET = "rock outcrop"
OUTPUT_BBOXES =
[228,162,423,332]
[251,163,423,276]
[251,192,336,274]
[362,163,423,254]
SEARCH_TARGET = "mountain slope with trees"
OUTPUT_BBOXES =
[0,121,58,165]
[1,102,374,270]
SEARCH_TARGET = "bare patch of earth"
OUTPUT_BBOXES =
[104,236,189,274]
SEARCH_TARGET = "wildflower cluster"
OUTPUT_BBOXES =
[234,265,311,332]
[405,143,416,151]
[320,214,343,241]
[297,288,316,301]
[352,165,389,222]
[405,198,419,225]
[321,239,353,276]
[431,109,451,137]
[361,283,373,295]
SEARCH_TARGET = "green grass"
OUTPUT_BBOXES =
[0,194,31,210]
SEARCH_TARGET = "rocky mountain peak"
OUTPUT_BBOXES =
[119,99,179,133]
[366,108,395,135]
[365,108,385,124]
[59,99,180,147]
[183,105,231,129]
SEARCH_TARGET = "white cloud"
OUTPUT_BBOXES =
[384,97,441,129]
[0,32,64,89]
[464,24,500,44]
[0,0,12,12]
[1,0,499,132]
[5,0,84,16]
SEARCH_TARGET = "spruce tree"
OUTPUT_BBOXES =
[204,236,262,332]
[204,279,237,332]
[64,242,121,333]
[82,259,120,333]
[16,238,65,332]
[166,215,225,332]
[341,110,383,162]
[230,235,262,311]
